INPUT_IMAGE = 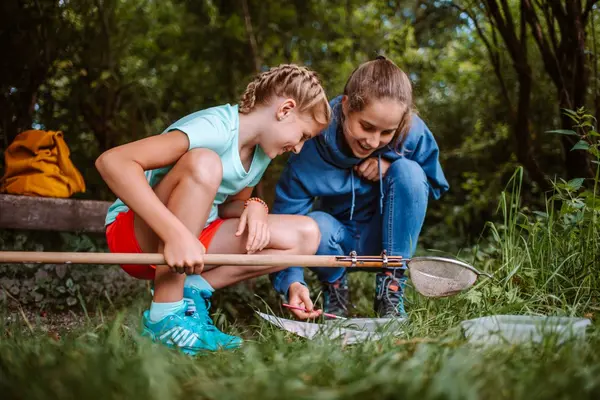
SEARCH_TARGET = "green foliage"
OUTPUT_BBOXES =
[0,230,145,310]
[3,0,598,242]
[552,108,600,162]
[407,109,599,324]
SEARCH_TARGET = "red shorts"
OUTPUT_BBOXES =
[105,209,225,280]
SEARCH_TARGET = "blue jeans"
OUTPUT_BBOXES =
[309,158,429,283]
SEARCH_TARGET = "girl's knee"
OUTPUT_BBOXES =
[386,158,427,193]
[178,148,223,188]
[308,211,339,238]
[296,217,321,255]
[308,211,347,251]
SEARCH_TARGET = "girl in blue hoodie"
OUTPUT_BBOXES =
[270,56,449,319]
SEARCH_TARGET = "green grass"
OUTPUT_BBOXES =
[1,303,599,400]
[1,165,599,400]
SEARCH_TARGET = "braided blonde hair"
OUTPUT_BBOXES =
[239,64,331,126]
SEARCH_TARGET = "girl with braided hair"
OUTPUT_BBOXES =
[98,64,331,355]
[271,56,449,320]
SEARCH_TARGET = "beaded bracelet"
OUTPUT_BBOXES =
[244,197,269,213]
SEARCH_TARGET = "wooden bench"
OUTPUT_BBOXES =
[0,194,260,289]
[0,194,112,233]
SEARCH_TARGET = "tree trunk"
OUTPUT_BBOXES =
[478,0,551,191]
[241,0,262,73]
[521,0,594,179]
[513,68,551,191]
[557,4,593,180]
[240,0,264,290]
[3,69,46,147]
[241,0,265,200]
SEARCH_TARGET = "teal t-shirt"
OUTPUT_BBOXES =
[105,104,271,227]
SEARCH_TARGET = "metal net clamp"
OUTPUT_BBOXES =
[335,251,403,267]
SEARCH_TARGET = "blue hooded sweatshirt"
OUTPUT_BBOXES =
[270,95,449,295]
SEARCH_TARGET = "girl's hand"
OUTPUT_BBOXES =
[354,157,391,181]
[287,282,322,320]
[163,230,206,275]
[235,201,270,254]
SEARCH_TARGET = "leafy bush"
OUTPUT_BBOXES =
[0,230,145,311]
[404,109,599,329]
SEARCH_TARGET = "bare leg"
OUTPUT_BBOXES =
[202,215,320,289]
[133,148,223,302]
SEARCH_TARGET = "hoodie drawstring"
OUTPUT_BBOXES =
[350,169,356,221]
[350,155,384,220]
[378,154,384,215]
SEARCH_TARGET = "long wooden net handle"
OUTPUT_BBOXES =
[0,251,403,268]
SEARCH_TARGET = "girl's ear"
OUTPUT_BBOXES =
[341,95,349,117]
[277,99,297,121]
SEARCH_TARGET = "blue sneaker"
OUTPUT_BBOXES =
[375,269,408,318]
[183,286,243,350]
[141,305,234,355]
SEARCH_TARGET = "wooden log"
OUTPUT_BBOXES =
[0,194,112,233]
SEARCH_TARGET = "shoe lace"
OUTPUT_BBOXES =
[326,281,348,313]
[185,295,217,331]
[376,274,405,316]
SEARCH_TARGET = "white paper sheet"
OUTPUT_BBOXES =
[256,312,405,344]
[324,317,407,332]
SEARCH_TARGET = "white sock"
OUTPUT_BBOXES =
[149,299,185,323]
[184,275,215,292]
